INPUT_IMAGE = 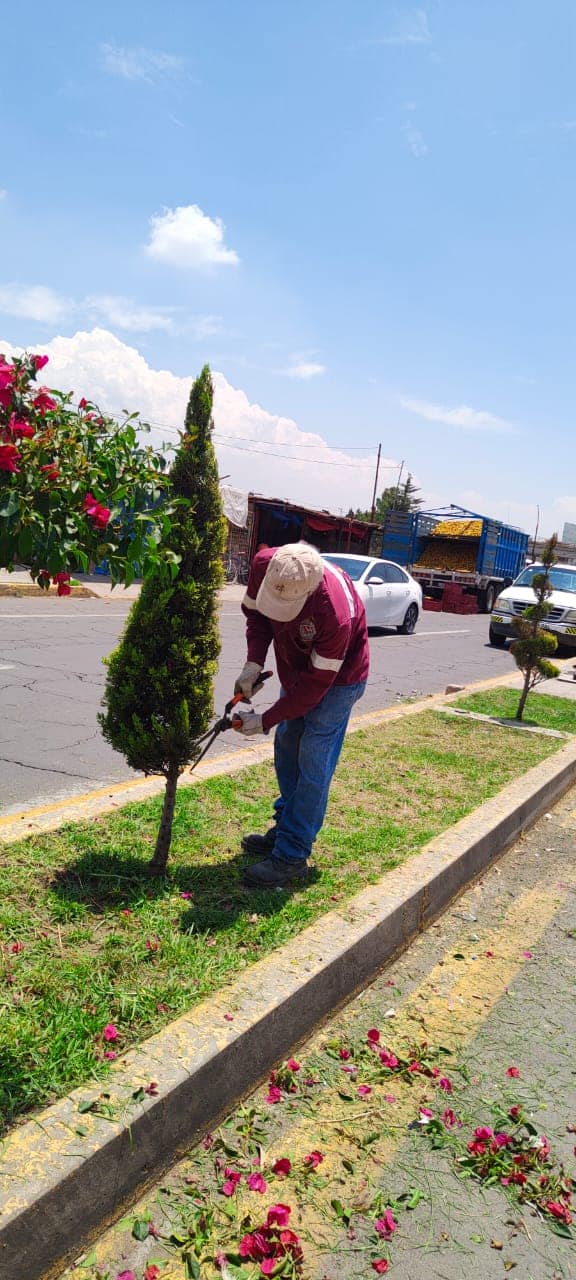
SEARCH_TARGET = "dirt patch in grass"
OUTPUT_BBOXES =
[0,710,561,1133]
[454,687,576,734]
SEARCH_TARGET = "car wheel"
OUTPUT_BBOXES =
[398,603,419,635]
[489,625,507,648]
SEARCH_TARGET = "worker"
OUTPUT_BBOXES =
[233,542,370,888]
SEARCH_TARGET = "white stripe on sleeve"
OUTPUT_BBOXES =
[242,593,259,610]
[311,648,344,672]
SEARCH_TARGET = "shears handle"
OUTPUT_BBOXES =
[226,669,273,726]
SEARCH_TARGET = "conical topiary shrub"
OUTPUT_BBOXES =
[99,364,226,871]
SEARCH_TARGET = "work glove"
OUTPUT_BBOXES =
[232,707,266,736]
[234,661,262,698]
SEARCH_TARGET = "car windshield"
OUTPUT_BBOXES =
[514,565,576,594]
[323,555,367,581]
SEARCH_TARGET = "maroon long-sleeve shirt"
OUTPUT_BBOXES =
[242,548,370,731]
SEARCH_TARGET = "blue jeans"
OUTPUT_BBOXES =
[272,681,366,863]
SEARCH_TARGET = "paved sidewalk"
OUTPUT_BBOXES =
[60,786,576,1280]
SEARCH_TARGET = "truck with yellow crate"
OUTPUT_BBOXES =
[381,505,529,613]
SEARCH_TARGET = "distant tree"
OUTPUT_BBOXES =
[100,365,226,873]
[349,472,422,523]
[511,535,560,721]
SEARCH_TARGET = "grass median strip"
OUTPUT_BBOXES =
[454,687,576,734]
[0,710,562,1135]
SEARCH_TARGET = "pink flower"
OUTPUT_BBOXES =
[485,950,494,958]
[358,1085,372,1097]
[247,1172,267,1193]
[104,1050,117,1060]
[144,1081,159,1096]
[144,1268,160,1280]
[40,463,59,482]
[379,1050,399,1070]
[33,354,49,371]
[439,1077,453,1093]
[467,1141,487,1156]
[239,1231,272,1261]
[509,1105,521,1121]
[267,1203,291,1227]
[102,1023,118,1042]
[8,415,35,438]
[265,1086,282,1105]
[338,1047,351,1060]
[492,1132,512,1149]
[372,1261,389,1274]
[522,950,533,959]
[145,937,160,952]
[442,1109,458,1128]
[272,1158,292,1176]
[78,397,89,410]
[408,1060,423,1073]
[33,389,57,414]
[224,1013,234,1022]
[222,1179,237,1197]
[501,1176,511,1186]
[303,1150,324,1169]
[84,492,111,529]
[375,1209,397,1239]
[0,443,21,472]
[384,1094,396,1104]
[367,1028,381,1045]
[116,1273,136,1280]
[418,1107,433,1123]
[10,941,24,954]
[286,1057,300,1072]
[181,891,193,899]
[506,1066,520,1078]
[547,1200,572,1225]
[53,572,72,597]
[473,1126,494,1141]
[260,1262,277,1276]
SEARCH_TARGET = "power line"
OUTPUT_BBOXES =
[211,440,399,468]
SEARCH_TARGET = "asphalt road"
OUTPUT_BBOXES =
[0,595,515,816]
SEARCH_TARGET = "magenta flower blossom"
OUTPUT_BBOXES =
[375,1209,397,1239]
[358,1085,372,1097]
[506,1066,520,1078]
[267,1203,291,1227]
[247,1172,267,1193]
[303,1150,324,1169]
[379,1050,399,1069]
[102,1023,118,1042]
[272,1158,292,1176]
[265,1086,282,1105]
[367,1028,381,1045]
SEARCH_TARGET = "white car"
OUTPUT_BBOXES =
[323,553,422,632]
[489,562,576,652]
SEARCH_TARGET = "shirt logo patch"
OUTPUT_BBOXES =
[299,618,317,643]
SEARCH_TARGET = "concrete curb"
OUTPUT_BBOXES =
[0,583,97,599]
[2,739,576,1280]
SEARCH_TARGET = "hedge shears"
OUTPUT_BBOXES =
[190,671,273,774]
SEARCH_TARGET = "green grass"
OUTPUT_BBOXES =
[454,687,576,734]
[0,710,562,1134]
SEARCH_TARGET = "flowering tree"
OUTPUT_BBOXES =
[0,350,178,593]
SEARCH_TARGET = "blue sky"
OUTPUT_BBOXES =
[1,0,575,532]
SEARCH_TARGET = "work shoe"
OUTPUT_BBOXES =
[241,826,277,856]
[243,855,309,889]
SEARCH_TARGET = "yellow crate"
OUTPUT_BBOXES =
[431,518,482,538]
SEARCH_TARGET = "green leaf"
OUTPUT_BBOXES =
[407,1188,425,1209]
[0,491,20,519]
[77,1099,96,1114]
[184,1254,201,1279]
[132,1218,151,1241]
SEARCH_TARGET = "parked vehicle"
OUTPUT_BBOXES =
[489,562,576,651]
[323,553,422,631]
[381,506,528,613]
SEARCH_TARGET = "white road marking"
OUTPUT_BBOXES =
[0,664,15,669]
[0,614,129,620]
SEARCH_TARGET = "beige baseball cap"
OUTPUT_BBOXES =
[256,542,324,621]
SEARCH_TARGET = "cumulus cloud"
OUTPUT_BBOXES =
[146,204,240,270]
[400,395,517,433]
[0,328,394,513]
[0,283,72,325]
[100,43,184,85]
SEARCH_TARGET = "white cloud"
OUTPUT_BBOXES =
[100,43,184,85]
[0,283,72,325]
[400,395,517,433]
[85,295,176,333]
[283,360,326,380]
[376,8,431,46]
[0,328,394,514]
[402,122,428,157]
[146,204,239,269]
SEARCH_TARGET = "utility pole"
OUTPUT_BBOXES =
[370,443,382,522]
[531,504,540,561]
[393,459,405,510]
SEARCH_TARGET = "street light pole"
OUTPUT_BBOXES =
[370,443,382,522]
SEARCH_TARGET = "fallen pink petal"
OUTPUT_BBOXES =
[506,1066,521,1078]
[358,1084,372,1097]
[102,1023,118,1042]
[247,1172,267,1193]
